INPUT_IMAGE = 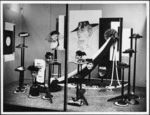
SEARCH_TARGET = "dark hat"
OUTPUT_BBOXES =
[71,21,98,32]
[50,31,60,36]
[27,65,40,72]
[129,33,143,39]
[45,52,53,59]
[45,52,53,56]
[86,58,93,63]
[76,50,86,56]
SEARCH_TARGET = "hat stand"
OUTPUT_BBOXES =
[68,62,89,106]
[128,33,142,101]
[14,32,29,94]
[114,62,129,107]
[123,49,139,105]
[28,74,40,98]
[45,61,53,103]
[41,53,53,103]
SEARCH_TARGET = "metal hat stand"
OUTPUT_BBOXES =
[14,32,29,94]
[128,33,142,101]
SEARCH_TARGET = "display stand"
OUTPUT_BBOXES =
[46,62,53,103]
[123,49,135,96]
[114,62,129,106]
[107,62,129,104]
[27,65,41,98]
[14,32,29,94]
[51,61,61,78]
[68,62,89,106]
[41,52,54,103]
[130,34,142,99]
[122,49,139,105]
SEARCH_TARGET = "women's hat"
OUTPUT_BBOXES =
[104,29,118,40]
[85,58,93,63]
[76,50,86,56]
[71,21,98,32]
[45,52,53,58]
[27,65,40,72]
[50,31,60,36]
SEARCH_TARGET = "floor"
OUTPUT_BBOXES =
[2,79,147,113]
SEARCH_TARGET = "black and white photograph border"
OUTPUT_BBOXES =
[1,0,149,114]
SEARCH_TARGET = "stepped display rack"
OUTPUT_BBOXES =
[14,32,29,94]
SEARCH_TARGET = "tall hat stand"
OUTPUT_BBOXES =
[114,62,129,106]
[123,49,139,105]
[41,52,54,103]
[14,32,29,94]
[107,43,129,106]
[68,62,89,106]
[129,33,142,100]
[46,60,53,103]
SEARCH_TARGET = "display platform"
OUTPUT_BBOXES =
[3,79,146,112]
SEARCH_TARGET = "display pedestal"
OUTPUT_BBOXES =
[123,48,139,105]
[14,32,29,94]
[68,63,88,106]
[108,62,129,107]
[130,33,142,101]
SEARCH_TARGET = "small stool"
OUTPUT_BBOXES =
[114,62,129,107]
[51,61,61,78]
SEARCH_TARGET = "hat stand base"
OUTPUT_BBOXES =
[107,95,123,102]
[114,99,129,107]
[22,83,29,87]
[126,98,139,105]
[28,94,41,99]
[124,92,140,105]
[130,92,140,99]
[13,88,25,94]
[16,86,26,90]
[107,92,140,102]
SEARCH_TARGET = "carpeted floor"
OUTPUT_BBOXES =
[3,79,147,113]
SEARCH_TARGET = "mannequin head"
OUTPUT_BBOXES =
[45,52,53,63]
[27,65,40,78]
[50,31,60,42]
[86,58,94,70]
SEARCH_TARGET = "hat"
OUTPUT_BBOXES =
[71,21,98,32]
[45,52,53,56]
[85,58,93,63]
[27,65,40,72]
[45,52,53,59]
[104,29,118,40]
[76,50,86,56]
[50,31,60,36]
[18,32,30,37]
[129,33,142,39]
